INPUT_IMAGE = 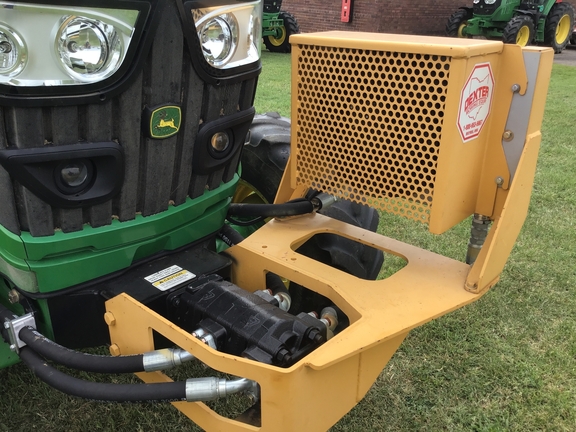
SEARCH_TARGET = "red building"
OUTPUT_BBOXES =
[282,0,576,36]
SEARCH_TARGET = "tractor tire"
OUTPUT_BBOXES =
[502,15,535,47]
[264,11,300,53]
[446,8,473,38]
[544,2,575,53]
[240,112,384,281]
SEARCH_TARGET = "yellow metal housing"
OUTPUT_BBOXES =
[107,32,553,431]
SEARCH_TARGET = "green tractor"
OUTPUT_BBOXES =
[262,0,300,52]
[447,0,575,53]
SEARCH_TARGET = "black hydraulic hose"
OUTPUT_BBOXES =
[19,347,187,402]
[227,199,314,218]
[218,223,245,247]
[19,327,145,374]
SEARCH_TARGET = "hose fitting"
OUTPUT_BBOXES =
[143,348,195,372]
[185,377,255,402]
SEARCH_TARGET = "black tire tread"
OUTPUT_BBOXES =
[544,2,575,53]
[264,11,300,53]
[446,8,473,37]
[502,15,535,46]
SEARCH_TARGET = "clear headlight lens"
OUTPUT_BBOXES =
[0,2,139,86]
[199,16,237,67]
[485,0,497,4]
[194,0,261,69]
[0,25,26,76]
[56,16,122,82]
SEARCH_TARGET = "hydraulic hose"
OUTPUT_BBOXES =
[19,346,253,403]
[19,346,188,402]
[19,327,144,373]
[227,199,314,218]
[218,223,245,247]
[18,326,194,374]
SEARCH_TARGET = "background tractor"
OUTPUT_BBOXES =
[447,0,575,52]
[262,0,300,52]
[0,1,555,431]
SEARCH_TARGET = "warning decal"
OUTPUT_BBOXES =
[457,62,495,143]
[144,265,196,291]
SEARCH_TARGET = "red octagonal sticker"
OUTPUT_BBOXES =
[457,62,495,143]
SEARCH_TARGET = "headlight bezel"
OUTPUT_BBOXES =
[0,0,153,106]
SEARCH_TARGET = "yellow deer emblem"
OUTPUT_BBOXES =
[156,118,178,130]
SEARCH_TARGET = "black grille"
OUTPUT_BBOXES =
[0,2,257,237]
[473,0,503,15]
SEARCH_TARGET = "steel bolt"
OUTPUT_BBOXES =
[7,290,20,304]
[502,130,514,142]
[104,312,116,326]
[511,84,521,93]
[109,344,121,356]
[9,344,16,352]
[495,176,504,186]
[4,322,9,330]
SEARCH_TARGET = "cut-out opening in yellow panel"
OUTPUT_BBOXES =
[293,232,408,281]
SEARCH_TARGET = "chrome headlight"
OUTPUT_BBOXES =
[0,2,140,86]
[194,1,261,69]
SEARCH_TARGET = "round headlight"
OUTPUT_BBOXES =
[0,26,26,77]
[56,16,122,82]
[198,15,238,67]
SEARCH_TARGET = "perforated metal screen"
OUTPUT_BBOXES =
[293,44,451,223]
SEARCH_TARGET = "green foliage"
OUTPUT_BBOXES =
[2,57,576,431]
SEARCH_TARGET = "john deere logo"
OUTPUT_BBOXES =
[150,106,181,139]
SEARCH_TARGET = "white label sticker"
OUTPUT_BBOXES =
[457,62,495,143]
[144,265,196,291]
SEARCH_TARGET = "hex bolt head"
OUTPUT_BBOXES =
[104,312,116,326]
[109,344,121,356]
[502,130,514,142]
[9,344,16,352]
[511,84,521,93]
[495,176,504,186]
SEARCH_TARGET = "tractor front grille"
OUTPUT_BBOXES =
[0,2,257,237]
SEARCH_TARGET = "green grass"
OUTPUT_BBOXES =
[2,55,576,431]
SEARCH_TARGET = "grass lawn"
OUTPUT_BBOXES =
[1,50,575,431]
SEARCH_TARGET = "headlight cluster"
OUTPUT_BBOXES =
[0,2,139,86]
[194,1,261,69]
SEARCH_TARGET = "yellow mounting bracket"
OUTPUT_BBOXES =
[106,33,553,431]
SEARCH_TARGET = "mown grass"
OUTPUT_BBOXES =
[1,53,575,431]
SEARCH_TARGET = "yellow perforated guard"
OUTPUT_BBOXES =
[290,32,506,233]
[296,47,450,223]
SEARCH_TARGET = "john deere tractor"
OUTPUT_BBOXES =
[447,0,575,52]
[0,0,556,430]
[262,0,300,52]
